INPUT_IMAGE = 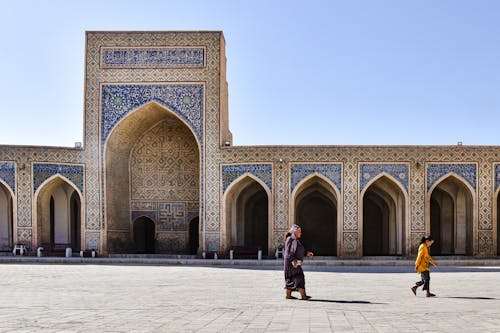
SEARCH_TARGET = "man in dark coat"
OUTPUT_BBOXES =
[284,224,313,300]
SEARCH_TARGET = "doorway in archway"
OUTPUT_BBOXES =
[189,217,199,255]
[133,217,156,254]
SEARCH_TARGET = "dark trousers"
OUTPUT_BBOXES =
[415,270,430,291]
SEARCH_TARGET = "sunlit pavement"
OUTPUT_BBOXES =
[1,263,499,332]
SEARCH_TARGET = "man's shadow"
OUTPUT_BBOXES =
[308,299,385,304]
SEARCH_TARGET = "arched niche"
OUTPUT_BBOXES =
[223,174,271,255]
[34,175,83,251]
[188,216,199,255]
[361,174,407,256]
[133,216,156,254]
[291,174,340,256]
[428,174,474,255]
[0,181,14,251]
[104,102,200,254]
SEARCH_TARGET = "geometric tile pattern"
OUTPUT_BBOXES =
[359,163,409,192]
[101,47,205,68]
[0,161,15,193]
[85,231,100,251]
[290,163,342,192]
[222,164,272,193]
[33,163,84,193]
[101,84,204,144]
[158,202,186,231]
[427,163,477,191]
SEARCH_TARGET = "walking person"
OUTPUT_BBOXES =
[411,235,438,297]
[283,224,314,300]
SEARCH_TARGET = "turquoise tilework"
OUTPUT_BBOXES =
[290,163,342,192]
[427,163,476,190]
[360,163,409,192]
[222,164,272,193]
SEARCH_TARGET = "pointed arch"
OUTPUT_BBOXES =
[290,173,341,256]
[132,216,156,254]
[222,173,272,255]
[426,173,477,255]
[33,174,84,250]
[0,179,16,251]
[104,101,201,254]
[360,173,409,256]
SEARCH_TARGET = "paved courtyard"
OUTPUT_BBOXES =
[1,263,500,332]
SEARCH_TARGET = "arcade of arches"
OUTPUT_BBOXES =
[2,32,500,259]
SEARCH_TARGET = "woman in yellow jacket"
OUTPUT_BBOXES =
[411,235,438,297]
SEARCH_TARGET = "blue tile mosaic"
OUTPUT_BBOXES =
[101,47,205,68]
[427,163,476,191]
[360,164,409,192]
[495,164,500,192]
[0,161,15,193]
[290,164,342,192]
[33,163,84,193]
[101,84,204,144]
[222,164,272,193]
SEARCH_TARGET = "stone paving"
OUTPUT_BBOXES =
[1,263,500,332]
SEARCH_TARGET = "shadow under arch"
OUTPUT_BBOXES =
[0,179,15,251]
[104,101,200,254]
[133,216,156,254]
[291,173,341,256]
[222,173,272,255]
[360,173,408,256]
[426,173,476,256]
[33,174,84,251]
[496,187,500,256]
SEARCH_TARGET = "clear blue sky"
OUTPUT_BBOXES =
[0,0,498,147]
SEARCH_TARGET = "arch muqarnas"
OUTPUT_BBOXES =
[360,173,409,256]
[33,174,84,251]
[426,173,477,256]
[290,173,341,257]
[0,179,15,250]
[104,101,201,254]
[222,173,272,255]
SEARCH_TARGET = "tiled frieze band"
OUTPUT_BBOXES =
[427,163,477,191]
[495,164,500,192]
[0,161,15,193]
[33,163,84,193]
[101,47,205,68]
[360,163,409,192]
[222,164,273,193]
[290,163,342,192]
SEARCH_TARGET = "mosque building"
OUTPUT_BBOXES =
[0,31,499,258]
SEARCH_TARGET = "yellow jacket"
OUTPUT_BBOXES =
[415,243,437,273]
